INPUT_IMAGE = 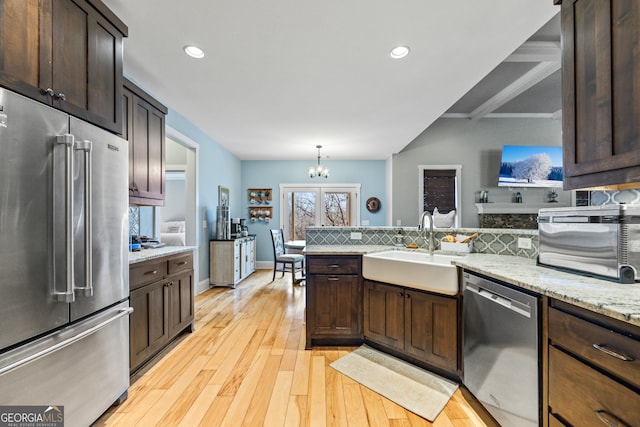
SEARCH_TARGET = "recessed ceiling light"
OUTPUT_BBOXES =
[390,45,410,59]
[184,45,205,59]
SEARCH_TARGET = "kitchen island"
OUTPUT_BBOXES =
[305,245,640,327]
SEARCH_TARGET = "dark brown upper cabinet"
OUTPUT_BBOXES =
[0,0,127,134]
[556,0,640,189]
[123,78,168,206]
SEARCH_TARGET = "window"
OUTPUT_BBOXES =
[280,184,360,240]
[418,165,461,228]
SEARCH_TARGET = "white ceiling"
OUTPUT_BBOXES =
[102,0,559,160]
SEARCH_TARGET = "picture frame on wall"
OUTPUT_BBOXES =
[218,185,229,207]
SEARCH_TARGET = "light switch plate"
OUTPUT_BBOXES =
[350,232,362,240]
[518,237,532,249]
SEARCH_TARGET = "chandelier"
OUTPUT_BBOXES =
[308,145,329,178]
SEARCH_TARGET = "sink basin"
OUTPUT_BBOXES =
[362,250,461,295]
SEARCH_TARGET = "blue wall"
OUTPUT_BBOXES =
[241,159,387,263]
[166,110,242,283]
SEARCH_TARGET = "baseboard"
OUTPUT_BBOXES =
[256,261,273,270]
[196,278,210,295]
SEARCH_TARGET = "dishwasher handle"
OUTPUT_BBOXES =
[465,283,532,318]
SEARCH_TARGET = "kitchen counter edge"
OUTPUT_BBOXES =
[129,246,197,264]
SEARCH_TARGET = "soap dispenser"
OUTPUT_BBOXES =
[394,229,404,247]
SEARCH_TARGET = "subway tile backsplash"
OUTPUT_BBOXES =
[306,226,539,259]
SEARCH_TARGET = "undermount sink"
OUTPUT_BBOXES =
[362,250,461,295]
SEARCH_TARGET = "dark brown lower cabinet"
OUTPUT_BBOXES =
[364,279,458,374]
[305,255,363,348]
[548,300,640,426]
[130,278,170,372]
[129,252,194,373]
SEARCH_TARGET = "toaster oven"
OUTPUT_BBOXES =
[537,205,640,283]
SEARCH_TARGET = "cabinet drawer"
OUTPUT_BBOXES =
[549,307,640,389]
[549,346,640,427]
[168,253,193,275]
[130,260,168,290]
[307,256,361,275]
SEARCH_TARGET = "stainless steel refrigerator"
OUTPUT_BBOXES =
[0,88,130,426]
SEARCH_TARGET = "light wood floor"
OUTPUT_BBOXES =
[95,269,494,427]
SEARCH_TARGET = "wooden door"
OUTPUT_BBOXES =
[404,290,458,372]
[560,0,640,189]
[129,279,170,373]
[363,280,404,351]
[0,0,52,103]
[168,272,194,338]
[130,94,165,203]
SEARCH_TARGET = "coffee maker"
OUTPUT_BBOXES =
[231,218,242,238]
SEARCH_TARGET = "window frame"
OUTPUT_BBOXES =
[418,165,462,228]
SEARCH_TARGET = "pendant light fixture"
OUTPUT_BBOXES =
[308,145,329,178]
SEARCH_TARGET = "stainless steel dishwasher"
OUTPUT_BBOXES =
[462,271,540,427]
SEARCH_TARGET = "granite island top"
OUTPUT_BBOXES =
[305,245,640,327]
[128,246,196,264]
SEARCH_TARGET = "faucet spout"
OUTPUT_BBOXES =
[418,210,435,255]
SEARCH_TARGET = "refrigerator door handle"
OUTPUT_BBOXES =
[0,307,133,377]
[54,134,76,303]
[74,140,93,297]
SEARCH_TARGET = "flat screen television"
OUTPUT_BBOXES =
[498,145,563,188]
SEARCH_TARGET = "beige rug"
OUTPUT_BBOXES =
[330,345,458,421]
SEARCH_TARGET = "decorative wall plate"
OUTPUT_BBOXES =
[366,197,381,213]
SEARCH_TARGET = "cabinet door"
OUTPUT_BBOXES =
[309,275,362,337]
[130,94,165,203]
[561,0,640,189]
[168,271,194,338]
[129,279,169,373]
[404,290,458,371]
[363,280,404,350]
[0,0,52,103]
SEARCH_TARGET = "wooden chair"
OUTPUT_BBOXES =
[270,229,304,284]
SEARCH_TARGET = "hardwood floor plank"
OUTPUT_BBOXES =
[307,355,327,427]
[264,371,294,427]
[341,382,369,426]
[284,395,308,427]
[177,384,222,427]
[94,270,487,427]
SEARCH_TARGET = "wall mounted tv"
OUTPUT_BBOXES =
[498,145,563,188]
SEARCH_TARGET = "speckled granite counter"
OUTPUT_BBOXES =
[128,246,196,264]
[452,253,640,327]
[305,245,640,327]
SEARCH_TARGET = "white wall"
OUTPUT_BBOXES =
[392,118,570,228]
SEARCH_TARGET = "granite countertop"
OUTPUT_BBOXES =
[128,246,196,264]
[305,244,640,327]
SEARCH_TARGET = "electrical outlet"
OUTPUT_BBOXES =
[202,220,208,229]
[518,237,532,249]
[350,232,362,240]
[396,220,402,226]
[361,220,370,226]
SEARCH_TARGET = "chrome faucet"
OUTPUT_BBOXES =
[418,210,435,255]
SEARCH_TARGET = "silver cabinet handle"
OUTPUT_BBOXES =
[327,277,340,281]
[55,92,66,101]
[54,134,76,303]
[595,409,629,427]
[0,307,133,376]
[144,270,158,276]
[74,140,93,297]
[44,88,55,97]
[592,344,634,362]
[329,264,341,268]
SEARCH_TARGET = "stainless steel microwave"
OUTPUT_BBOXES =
[537,205,640,283]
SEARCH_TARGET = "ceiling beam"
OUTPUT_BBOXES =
[506,41,561,62]
[470,61,560,121]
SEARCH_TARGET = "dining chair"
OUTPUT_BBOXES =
[270,229,305,284]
